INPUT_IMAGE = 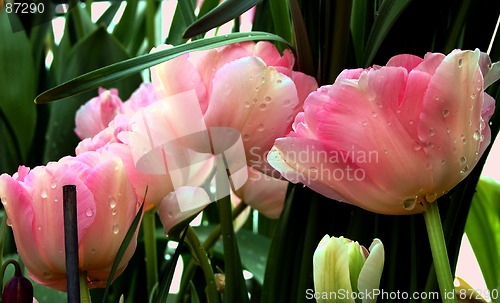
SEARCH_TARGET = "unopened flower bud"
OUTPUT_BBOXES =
[313,235,384,303]
[2,260,34,303]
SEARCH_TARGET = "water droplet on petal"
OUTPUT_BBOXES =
[403,197,418,210]
[409,120,414,125]
[6,218,12,227]
[458,58,463,67]
[1,197,7,205]
[50,182,57,189]
[257,123,265,131]
[112,224,119,234]
[85,208,94,218]
[442,109,449,117]
[259,103,267,111]
[371,111,377,118]
[43,272,52,279]
[242,134,250,141]
[277,79,282,84]
[361,120,368,126]
[37,224,42,231]
[425,162,432,170]
[109,198,117,209]
[41,189,48,199]
[413,141,422,151]
[441,160,446,165]
[264,96,272,103]
[459,156,467,165]
[114,165,119,171]
[461,134,467,144]
[428,128,435,136]
[480,118,486,130]
[460,165,469,175]
[425,193,438,203]
[396,109,402,114]
[244,101,250,108]
[446,127,451,134]
[167,211,174,218]
[376,102,383,108]
[91,248,96,254]
[473,130,480,140]
[471,93,476,100]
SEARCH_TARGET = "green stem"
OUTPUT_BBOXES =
[0,213,7,271]
[423,202,458,303]
[146,0,156,50]
[142,210,159,297]
[176,202,248,303]
[185,227,221,303]
[69,0,85,40]
[80,272,92,303]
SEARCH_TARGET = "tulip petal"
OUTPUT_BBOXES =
[204,57,299,172]
[150,46,208,113]
[358,239,384,303]
[313,235,355,303]
[79,153,138,283]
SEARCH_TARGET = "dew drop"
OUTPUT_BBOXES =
[109,198,117,209]
[446,127,451,134]
[376,102,383,108]
[413,141,422,151]
[112,224,119,234]
[371,111,377,118]
[42,272,52,279]
[458,58,463,67]
[257,123,265,131]
[471,93,476,100]
[1,197,7,205]
[425,162,432,170]
[6,218,12,227]
[441,160,446,165]
[386,121,392,126]
[259,103,267,111]
[361,120,368,126]
[473,130,480,140]
[41,189,48,199]
[461,134,467,144]
[383,149,388,154]
[37,224,42,231]
[85,208,94,218]
[409,120,414,125]
[91,248,96,254]
[428,128,435,136]
[480,118,486,130]
[114,165,119,171]
[459,156,467,165]
[167,211,174,218]
[403,197,418,211]
[469,104,474,111]
[480,134,484,142]
[112,208,117,216]
[264,96,272,103]
[425,193,438,203]
[277,79,282,84]
[50,182,57,189]
[460,165,469,175]
[242,134,250,141]
[396,109,402,114]
[164,230,169,238]
[244,101,250,108]
[442,109,449,117]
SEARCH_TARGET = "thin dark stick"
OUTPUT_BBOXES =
[63,185,80,303]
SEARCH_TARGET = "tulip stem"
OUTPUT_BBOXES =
[423,202,458,303]
[79,273,91,303]
[142,210,159,298]
[185,226,221,303]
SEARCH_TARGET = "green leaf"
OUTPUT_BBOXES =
[465,178,500,293]
[189,281,201,303]
[112,0,139,47]
[96,2,123,29]
[362,0,412,66]
[35,32,289,104]
[42,26,143,163]
[268,0,292,45]
[289,0,315,76]
[183,0,262,39]
[0,10,37,163]
[101,201,145,303]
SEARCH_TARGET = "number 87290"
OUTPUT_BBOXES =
[5,1,45,14]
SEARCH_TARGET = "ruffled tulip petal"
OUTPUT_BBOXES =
[357,239,385,303]
[204,57,299,172]
[78,152,139,286]
[150,46,208,113]
[234,166,287,218]
[417,50,488,196]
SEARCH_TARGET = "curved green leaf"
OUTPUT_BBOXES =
[35,32,289,104]
[183,0,262,39]
[362,0,412,66]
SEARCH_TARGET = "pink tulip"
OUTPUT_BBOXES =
[150,41,318,174]
[74,88,124,140]
[268,49,497,215]
[0,151,141,291]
